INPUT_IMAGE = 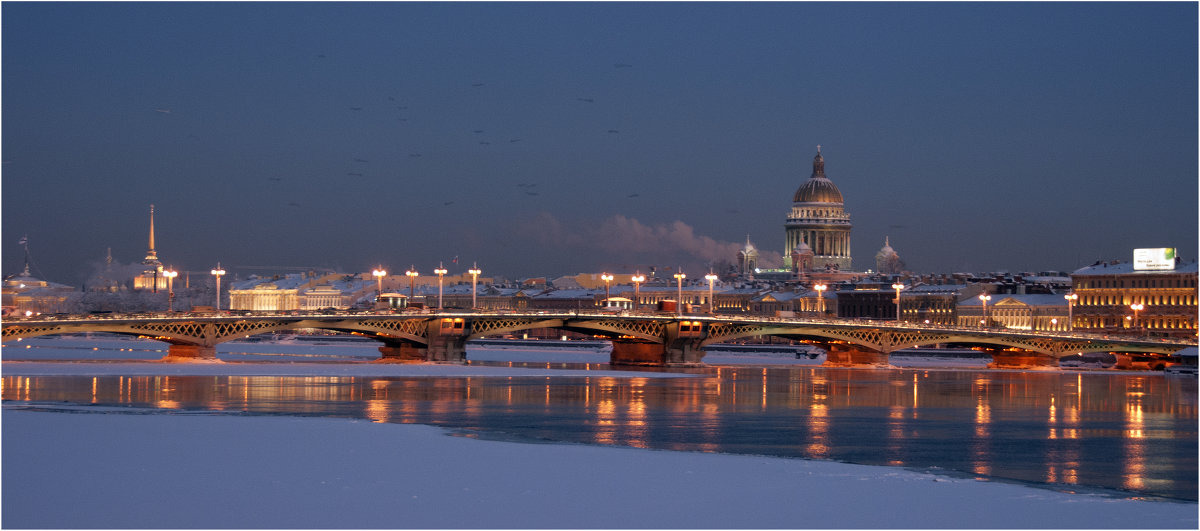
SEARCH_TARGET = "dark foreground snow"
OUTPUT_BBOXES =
[3,407,1196,529]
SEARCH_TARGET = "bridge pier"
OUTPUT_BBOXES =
[164,344,217,361]
[610,341,667,366]
[377,344,428,362]
[426,336,467,363]
[823,344,888,367]
[609,340,705,367]
[987,349,1057,369]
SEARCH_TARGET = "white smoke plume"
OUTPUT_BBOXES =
[519,213,781,270]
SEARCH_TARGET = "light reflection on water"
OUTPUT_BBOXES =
[3,365,1196,502]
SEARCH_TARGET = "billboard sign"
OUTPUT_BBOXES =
[1133,248,1177,271]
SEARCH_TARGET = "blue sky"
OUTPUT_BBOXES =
[3,2,1196,284]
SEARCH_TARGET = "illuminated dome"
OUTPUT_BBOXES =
[792,151,844,204]
[784,146,852,272]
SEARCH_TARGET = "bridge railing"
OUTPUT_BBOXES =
[3,309,1194,348]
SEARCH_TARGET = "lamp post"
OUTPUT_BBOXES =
[434,263,448,310]
[1130,303,1144,334]
[673,270,686,317]
[814,283,827,317]
[891,282,905,323]
[978,294,992,328]
[1063,293,1078,331]
[372,268,387,300]
[601,273,613,309]
[468,263,482,309]
[210,263,226,311]
[705,271,718,314]
[163,269,178,312]
[405,267,418,306]
[631,273,645,313]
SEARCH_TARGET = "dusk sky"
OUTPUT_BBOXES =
[3,2,1196,286]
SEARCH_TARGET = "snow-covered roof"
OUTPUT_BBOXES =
[1072,261,1198,276]
[959,294,1066,307]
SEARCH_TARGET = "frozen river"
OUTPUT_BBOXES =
[4,335,1196,504]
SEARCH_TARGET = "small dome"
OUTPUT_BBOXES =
[792,150,844,204]
[878,236,895,255]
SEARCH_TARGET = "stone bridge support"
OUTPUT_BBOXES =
[986,348,1058,369]
[377,317,469,363]
[610,320,706,367]
[165,344,217,360]
[822,343,888,367]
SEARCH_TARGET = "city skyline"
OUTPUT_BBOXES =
[3,2,1196,285]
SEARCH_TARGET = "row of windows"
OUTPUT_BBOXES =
[1076,277,1196,289]
[1079,317,1196,329]
[1078,294,1197,306]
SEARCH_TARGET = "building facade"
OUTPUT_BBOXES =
[956,294,1070,332]
[1069,260,1198,337]
[784,147,852,272]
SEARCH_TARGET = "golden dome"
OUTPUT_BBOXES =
[792,151,844,204]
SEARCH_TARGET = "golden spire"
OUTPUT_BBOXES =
[144,204,159,264]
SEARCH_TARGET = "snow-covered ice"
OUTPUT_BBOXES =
[3,337,1197,528]
[3,408,1196,529]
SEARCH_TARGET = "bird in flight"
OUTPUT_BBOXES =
[627,193,640,198]
[607,129,620,134]
[154,109,171,114]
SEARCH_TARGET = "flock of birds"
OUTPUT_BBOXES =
[155,61,641,211]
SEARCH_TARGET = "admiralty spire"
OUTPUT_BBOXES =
[784,146,852,272]
[133,204,167,291]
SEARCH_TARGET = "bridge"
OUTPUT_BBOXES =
[3,310,1193,368]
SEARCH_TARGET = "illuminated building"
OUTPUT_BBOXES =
[874,237,904,275]
[133,205,168,292]
[1070,258,1198,337]
[228,273,372,311]
[899,284,966,326]
[956,294,1069,331]
[785,147,852,272]
[2,236,76,316]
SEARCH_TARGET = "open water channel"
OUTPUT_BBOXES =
[2,336,1197,502]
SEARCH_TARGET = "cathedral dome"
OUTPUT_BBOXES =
[792,151,844,204]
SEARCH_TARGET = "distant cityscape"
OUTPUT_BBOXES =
[4,149,1196,340]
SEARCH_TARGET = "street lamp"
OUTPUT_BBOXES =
[434,263,448,310]
[210,263,226,311]
[891,282,905,323]
[1063,293,1078,331]
[1130,303,1144,333]
[814,283,827,317]
[372,268,387,300]
[705,271,719,314]
[405,267,419,305]
[468,263,482,309]
[978,294,992,328]
[631,273,645,312]
[163,268,178,312]
[601,273,613,309]
[673,269,686,317]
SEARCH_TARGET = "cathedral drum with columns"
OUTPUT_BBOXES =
[785,147,852,271]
